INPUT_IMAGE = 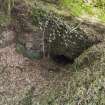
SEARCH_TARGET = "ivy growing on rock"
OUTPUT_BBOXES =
[11,1,104,61]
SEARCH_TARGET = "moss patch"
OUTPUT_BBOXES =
[16,43,42,60]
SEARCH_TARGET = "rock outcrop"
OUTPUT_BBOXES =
[10,1,105,61]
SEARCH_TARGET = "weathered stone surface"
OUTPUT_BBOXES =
[16,30,44,59]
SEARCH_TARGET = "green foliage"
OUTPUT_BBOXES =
[59,0,105,21]
[97,10,105,21]
[60,0,93,16]
[0,14,10,26]
[16,43,42,60]
[18,88,33,105]
[94,0,105,9]
[16,43,26,54]
[31,7,49,28]
[60,0,82,16]
[25,50,42,60]
[0,0,15,15]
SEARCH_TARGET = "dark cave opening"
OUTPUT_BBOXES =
[51,55,74,65]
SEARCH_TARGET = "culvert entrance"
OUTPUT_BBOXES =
[51,55,74,65]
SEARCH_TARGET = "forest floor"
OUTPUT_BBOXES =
[1,42,105,105]
[0,43,72,105]
[0,43,49,104]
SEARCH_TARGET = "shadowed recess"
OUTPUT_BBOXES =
[51,55,74,65]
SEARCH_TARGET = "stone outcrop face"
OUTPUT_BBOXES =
[17,30,44,58]
[11,2,44,59]
[11,2,104,60]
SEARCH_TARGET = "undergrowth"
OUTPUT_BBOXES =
[0,14,10,26]
[60,0,105,22]
[18,87,34,105]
